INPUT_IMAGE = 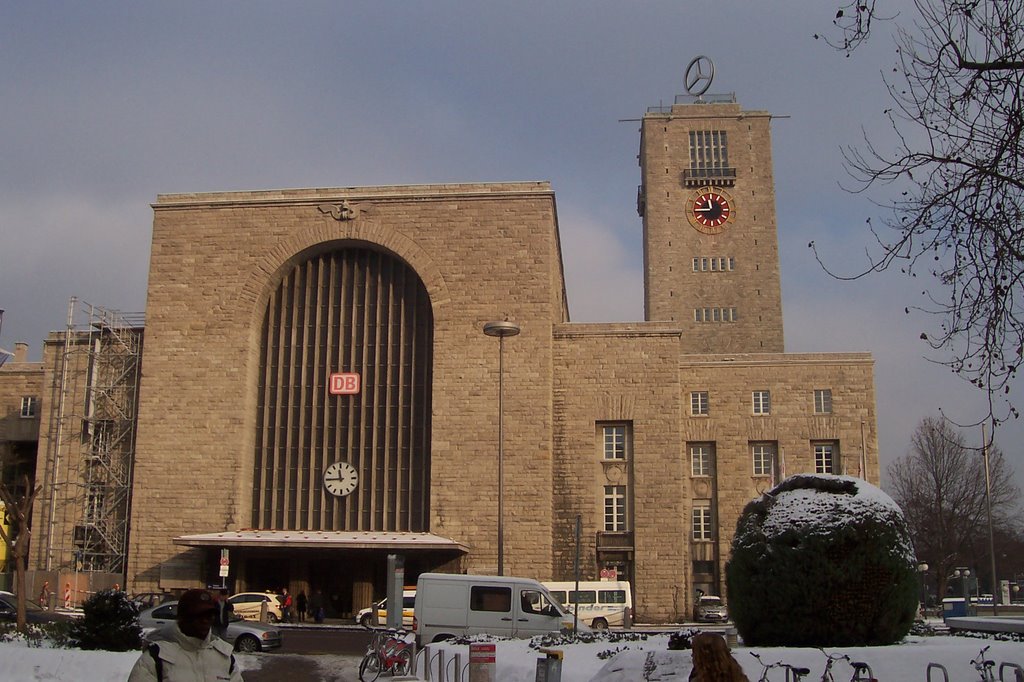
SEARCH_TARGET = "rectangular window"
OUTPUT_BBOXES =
[690,443,713,477]
[752,390,771,415]
[752,442,776,477]
[470,586,512,613]
[20,396,37,418]
[602,424,628,460]
[814,389,833,414]
[814,442,838,474]
[692,503,713,541]
[604,485,627,531]
[693,258,699,271]
[689,130,729,171]
[690,391,709,416]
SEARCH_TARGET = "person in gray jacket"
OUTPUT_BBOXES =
[128,588,242,682]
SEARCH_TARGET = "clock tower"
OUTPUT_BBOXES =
[638,94,784,353]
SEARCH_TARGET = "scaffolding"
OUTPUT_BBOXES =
[42,298,143,576]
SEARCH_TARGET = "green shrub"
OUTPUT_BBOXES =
[69,589,142,651]
[725,474,918,647]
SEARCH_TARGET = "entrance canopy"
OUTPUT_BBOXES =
[173,530,469,553]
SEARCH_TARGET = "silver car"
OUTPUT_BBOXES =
[693,595,729,623]
[138,600,283,653]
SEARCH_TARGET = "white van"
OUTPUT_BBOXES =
[414,573,579,644]
[543,581,632,629]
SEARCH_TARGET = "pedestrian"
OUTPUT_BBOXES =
[296,590,307,623]
[63,582,72,609]
[212,588,234,640]
[127,588,242,682]
[281,587,293,623]
[38,581,51,609]
[310,588,325,624]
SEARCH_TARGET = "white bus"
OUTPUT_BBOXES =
[543,581,632,629]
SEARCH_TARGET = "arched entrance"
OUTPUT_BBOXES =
[243,244,439,615]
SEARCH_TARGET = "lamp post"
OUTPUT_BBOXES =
[917,562,929,616]
[954,567,972,614]
[483,320,520,576]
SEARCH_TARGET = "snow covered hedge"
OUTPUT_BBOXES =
[725,474,918,646]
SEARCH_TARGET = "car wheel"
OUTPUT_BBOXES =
[360,613,373,628]
[234,634,261,653]
[591,618,609,630]
[266,613,280,624]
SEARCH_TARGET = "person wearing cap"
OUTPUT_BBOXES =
[128,588,242,682]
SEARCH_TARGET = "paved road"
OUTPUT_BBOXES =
[242,653,362,682]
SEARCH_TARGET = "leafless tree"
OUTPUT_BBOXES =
[0,475,42,630]
[811,0,1024,427]
[887,417,1020,599]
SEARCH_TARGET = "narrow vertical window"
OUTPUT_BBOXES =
[604,485,627,531]
[690,443,713,477]
[814,389,833,414]
[602,424,627,460]
[692,503,713,541]
[752,391,771,415]
[814,442,837,474]
[20,396,37,418]
[690,391,709,416]
[752,442,776,477]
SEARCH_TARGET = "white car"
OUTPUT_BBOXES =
[355,590,416,627]
[139,601,282,652]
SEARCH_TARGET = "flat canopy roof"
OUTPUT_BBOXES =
[173,530,469,553]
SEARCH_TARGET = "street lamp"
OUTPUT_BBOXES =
[483,320,520,576]
[917,563,929,615]
[953,567,972,613]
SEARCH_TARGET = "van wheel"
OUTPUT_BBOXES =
[592,618,609,630]
[360,614,373,627]
[431,634,455,643]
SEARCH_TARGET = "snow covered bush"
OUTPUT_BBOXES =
[725,474,918,646]
[69,589,142,651]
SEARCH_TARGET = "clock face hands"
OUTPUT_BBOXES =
[323,462,358,496]
[687,187,735,234]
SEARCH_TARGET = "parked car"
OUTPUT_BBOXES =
[355,589,416,627]
[0,594,73,624]
[693,595,728,623]
[130,592,173,611]
[228,592,283,623]
[138,601,282,652]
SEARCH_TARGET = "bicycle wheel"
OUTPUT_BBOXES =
[392,648,413,676]
[358,653,382,682]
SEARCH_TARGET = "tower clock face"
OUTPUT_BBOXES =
[323,461,359,497]
[687,187,735,234]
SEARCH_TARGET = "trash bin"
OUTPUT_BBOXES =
[942,597,967,620]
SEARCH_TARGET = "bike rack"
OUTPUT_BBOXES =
[926,662,949,682]
[850,661,875,682]
[999,661,1024,682]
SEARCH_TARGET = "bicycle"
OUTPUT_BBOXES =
[750,652,811,681]
[816,650,851,681]
[358,627,414,681]
[970,645,995,682]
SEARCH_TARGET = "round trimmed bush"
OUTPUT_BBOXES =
[70,589,142,651]
[725,474,918,646]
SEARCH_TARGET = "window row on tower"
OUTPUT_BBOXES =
[689,388,832,416]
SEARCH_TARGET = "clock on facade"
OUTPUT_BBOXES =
[323,461,359,497]
[687,187,735,234]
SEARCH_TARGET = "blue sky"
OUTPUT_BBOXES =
[2,1,1020,490]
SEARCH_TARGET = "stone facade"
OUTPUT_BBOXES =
[5,95,879,624]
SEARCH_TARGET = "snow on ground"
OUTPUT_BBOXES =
[0,632,1021,680]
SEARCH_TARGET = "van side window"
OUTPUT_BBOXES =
[470,586,511,613]
[599,590,627,604]
[568,590,596,605]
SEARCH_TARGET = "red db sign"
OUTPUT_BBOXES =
[329,373,361,395]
